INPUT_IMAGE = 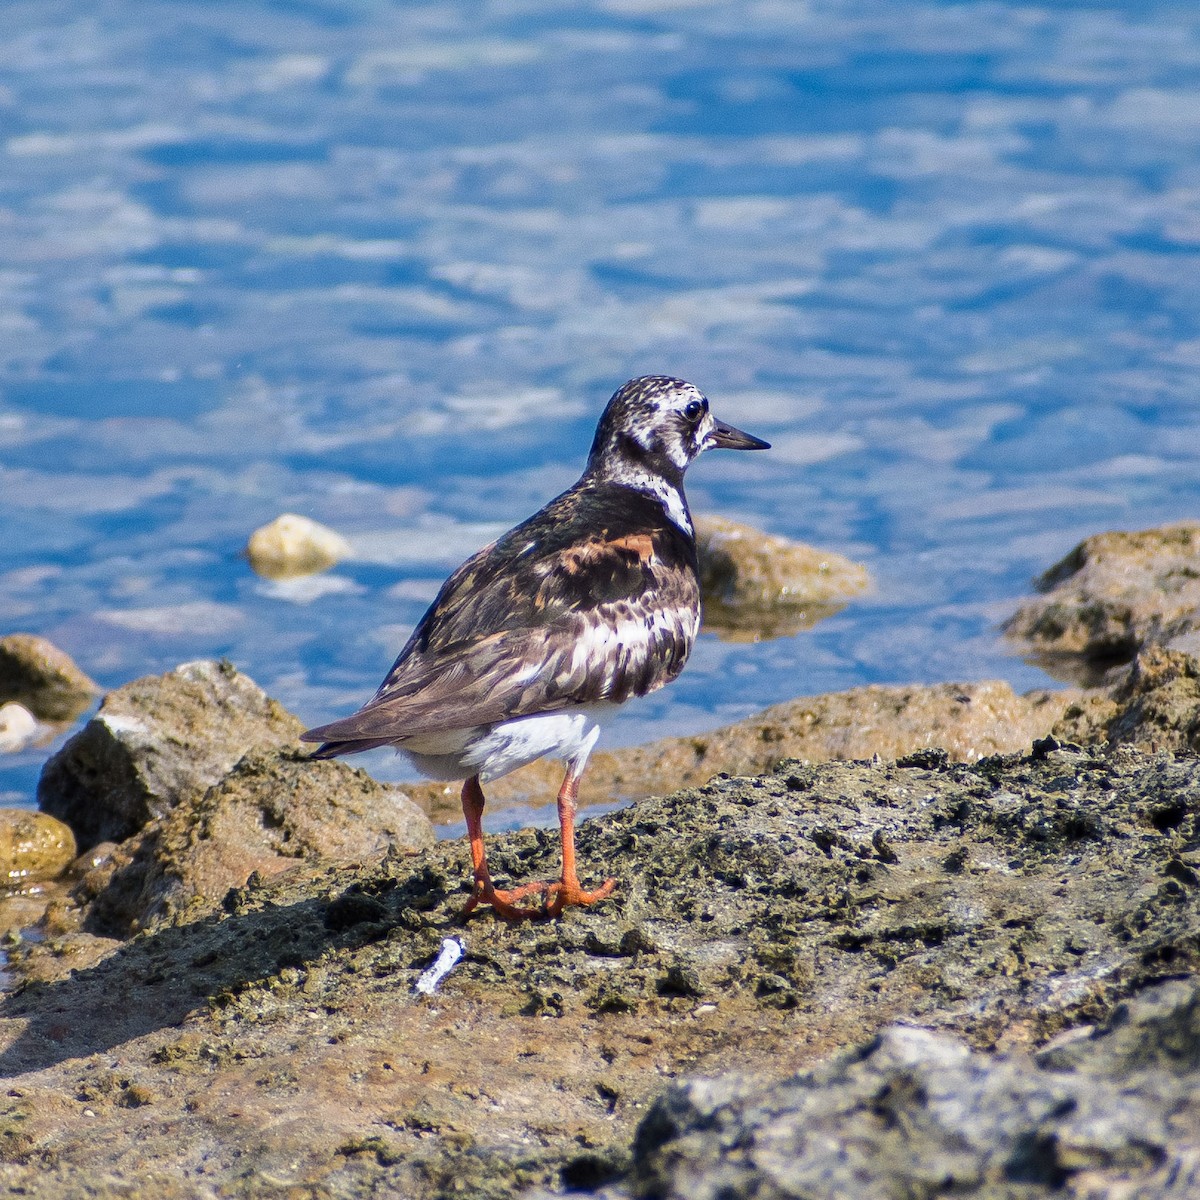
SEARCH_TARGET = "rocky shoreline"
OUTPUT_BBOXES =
[2,742,1198,1197]
[0,522,1197,1197]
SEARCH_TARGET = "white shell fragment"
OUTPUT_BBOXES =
[414,937,464,996]
[245,513,353,579]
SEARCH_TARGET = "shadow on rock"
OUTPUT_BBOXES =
[0,860,454,1077]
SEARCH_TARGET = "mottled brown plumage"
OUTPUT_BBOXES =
[306,484,699,753]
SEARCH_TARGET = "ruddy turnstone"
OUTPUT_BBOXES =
[302,376,769,919]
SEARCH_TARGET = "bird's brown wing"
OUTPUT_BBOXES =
[302,483,700,754]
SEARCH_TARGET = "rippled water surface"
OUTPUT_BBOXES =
[2,0,1200,806]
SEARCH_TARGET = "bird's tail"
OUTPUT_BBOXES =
[303,735,395,759]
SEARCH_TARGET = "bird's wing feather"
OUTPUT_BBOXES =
[302,486,700,747]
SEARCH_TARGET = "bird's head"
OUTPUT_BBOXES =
[587,376,770,484]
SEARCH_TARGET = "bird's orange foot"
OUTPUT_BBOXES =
[461,878,550,921]
[461,875,616,920]
[544,875,616,918]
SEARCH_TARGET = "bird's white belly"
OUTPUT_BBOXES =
[399,703,616,783]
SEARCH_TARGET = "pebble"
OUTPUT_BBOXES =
[245,513,353,579]
[0,702,39,753]
[0,809,77,886]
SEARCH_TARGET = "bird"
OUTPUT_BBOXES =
[302,376,770,919]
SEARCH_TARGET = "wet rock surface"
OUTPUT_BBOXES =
[1005,522,1200,677]
[0,633,97,723]
[38,659,305,849]
[409,678,1079,824]
[1,744,1198,1197]
[694,515,869,640]
[0,810,75,887]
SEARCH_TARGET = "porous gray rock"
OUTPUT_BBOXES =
[37,660,303,849]
[1052,645,1200,754]
[2,745,1199,1199]
[626,980,1199,1200]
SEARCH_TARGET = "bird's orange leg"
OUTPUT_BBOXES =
[459,775,547,920]
[545,770,616,917]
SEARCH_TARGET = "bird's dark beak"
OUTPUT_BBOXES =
[708,418,771,451]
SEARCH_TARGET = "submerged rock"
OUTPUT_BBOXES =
[2,745,1197,1197]
[695,515,869,640]
[0,810,75,887]
[37,660,303,849]
[0,633,98,723]
[1005,522,1200,675]
[246,512,353,579]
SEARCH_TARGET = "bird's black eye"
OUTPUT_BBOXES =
[683,399,704,421]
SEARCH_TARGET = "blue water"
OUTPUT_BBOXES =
[2,1,1200,808]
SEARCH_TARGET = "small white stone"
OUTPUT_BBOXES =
[0,702,39,753]
[245,513,353,579]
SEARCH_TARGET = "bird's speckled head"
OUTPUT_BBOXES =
[586,375,769,486]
